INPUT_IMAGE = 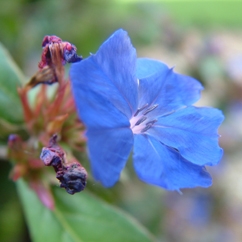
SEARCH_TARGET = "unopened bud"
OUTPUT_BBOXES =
[57,162,87,195]
[40,147,62,167]
[40,134,88,194]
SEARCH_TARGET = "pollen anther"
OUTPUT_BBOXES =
[134,103,149,117]
[135,116,147,126]
[143,104,158,115]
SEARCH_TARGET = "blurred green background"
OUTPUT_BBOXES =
[1,0,242,241]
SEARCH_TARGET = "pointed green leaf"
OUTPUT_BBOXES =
[0,43,25,124]
[17,180,155,242]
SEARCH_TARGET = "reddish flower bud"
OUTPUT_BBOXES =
[40,134,88,195]
[38,35,82,72]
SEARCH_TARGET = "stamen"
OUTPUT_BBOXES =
[130,103,158,134]
[143,104,158,115]
[135,116,147,126]
[141,124,153,133]
[141,119,157,133]
[134,103,149,117]
[145,119,157,126]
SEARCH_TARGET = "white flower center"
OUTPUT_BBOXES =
[130,103,158,134]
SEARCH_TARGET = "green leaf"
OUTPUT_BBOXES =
[17,180,155,242]
[0,43,25,124]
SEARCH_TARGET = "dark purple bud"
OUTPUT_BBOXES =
[64,51,82,63]
[56,163,87,195]
[40,147,62,167]
[40,134,87,194]
[63,44,82,63]
[8,134,22,145]
[40,135,64,170]
[8,134,23,152]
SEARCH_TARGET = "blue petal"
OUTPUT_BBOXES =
[94,29,138,117]
[86,128,133,187]
[136,58,168,80]
[148,106,224,166]
[133,135,212,191]
[70,29,138,128]
[70,29,138,120]
[70,83,130,129]
[136,58,203,116]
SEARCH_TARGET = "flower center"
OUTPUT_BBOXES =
[130,103,158,134]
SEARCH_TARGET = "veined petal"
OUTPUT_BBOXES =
[148,106,224,166]
[133,135,212,191]
[70,84,129,129]
[136,58,171,107]
[70,29,138,120]
[94,29,138,117]
[86,128,133,187]
[136,58,203,115]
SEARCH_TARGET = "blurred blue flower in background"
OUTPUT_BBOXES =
[70,29,224,191]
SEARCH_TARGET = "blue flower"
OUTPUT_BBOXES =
[70,29,224,191]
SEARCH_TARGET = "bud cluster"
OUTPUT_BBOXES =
[7,35,86,209]
[40,134,87,195]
